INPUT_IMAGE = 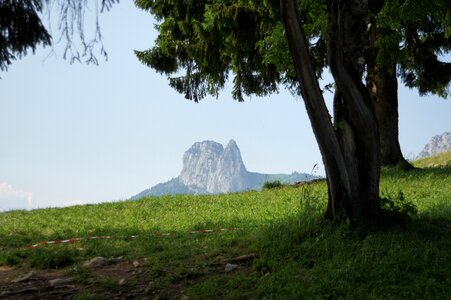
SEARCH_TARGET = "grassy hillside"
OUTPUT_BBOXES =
[412,151,451,168]
[1,164,450,298]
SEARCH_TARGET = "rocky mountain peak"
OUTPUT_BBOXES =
[226,139,238,149]
[179,141,224,190]
[132,140,322,199]
[179,139,249,193]
[221,139,247,172]
[417,132,451,159]
[209,140,248,193]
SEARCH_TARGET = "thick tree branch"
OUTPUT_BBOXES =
[327,0,381,218]
[280,0,351,218]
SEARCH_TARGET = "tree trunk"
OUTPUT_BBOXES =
[369,66,411,167]
[327,0,381,223]
[280,0,381,226]
[366,12,412,169]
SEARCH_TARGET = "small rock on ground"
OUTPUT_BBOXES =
[49,277,73,287]
[225,263,241,272]
[83,256,110,268]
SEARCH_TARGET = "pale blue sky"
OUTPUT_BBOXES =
[0,1,450,211]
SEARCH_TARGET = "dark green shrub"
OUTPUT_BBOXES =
[29,248,77,269]
[380,191,417,216]
[263,180,284,190]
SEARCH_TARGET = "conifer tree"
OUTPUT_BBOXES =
[368,0,450,167]
[135,0,449,225]
[135,0,377,224]
[0,0,50,71]
[2,1,448,171]
[0,0,119,71]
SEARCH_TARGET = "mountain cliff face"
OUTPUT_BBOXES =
[417,132,451,159]
[132,140,321,198]
[209,140,249,193]
[179,141,225,192]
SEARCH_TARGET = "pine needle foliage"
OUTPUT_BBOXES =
[135,0,450,100]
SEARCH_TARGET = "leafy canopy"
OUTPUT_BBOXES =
[135,0,327,101]
[135,0,450,100]
[374,0,451,97]
[0,0,119,71]
[0,0,51,71]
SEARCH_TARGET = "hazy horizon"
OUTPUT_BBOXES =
[1,1,450,212]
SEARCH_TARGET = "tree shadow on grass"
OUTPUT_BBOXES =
[254,211,451,299]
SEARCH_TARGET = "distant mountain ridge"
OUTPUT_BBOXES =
[132,140,321,199]
[417,132,451,159]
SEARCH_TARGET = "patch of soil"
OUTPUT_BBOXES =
[0,254,257,299]
[0,260,151,300]
[0,266,78,300]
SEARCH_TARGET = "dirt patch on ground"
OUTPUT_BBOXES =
[0,266,79,299]
[0,260,151,299]
[0,255,256,299]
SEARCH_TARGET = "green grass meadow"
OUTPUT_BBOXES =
[1,156,450,298]
[413,151,451,169]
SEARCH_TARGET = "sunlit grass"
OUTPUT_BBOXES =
[1,163,450,298]
[413,151,451,168]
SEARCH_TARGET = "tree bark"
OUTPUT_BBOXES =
[280,0,381,225]
[280,0,350,221]
[327,0,381,223]
[366,11,412,169]
[369,66,411,167]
